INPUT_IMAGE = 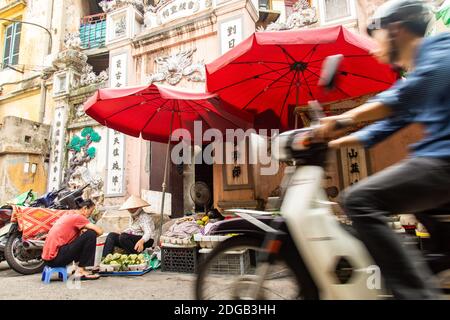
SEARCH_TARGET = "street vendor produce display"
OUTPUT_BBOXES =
[160,211,225,246]
[100,253,148,272]
[160,216,201,246]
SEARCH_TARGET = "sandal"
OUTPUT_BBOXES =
[78,273,100,281]
[89,266,100,274]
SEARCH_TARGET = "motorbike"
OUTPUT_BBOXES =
[195,55,450,300]
[0,184,90,275]
[0,190,37,264]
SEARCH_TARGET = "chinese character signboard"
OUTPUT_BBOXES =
[106,129,125,196]
[222,139,253,191]
[106,53,128,196]
[320,0,357,24]
[110,53,128,88]
[339,147,369,187]
[145,0,212,28]
[219,17,243,55]
[48,106,68,191]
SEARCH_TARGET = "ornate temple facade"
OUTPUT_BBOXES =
[1,0,446,225]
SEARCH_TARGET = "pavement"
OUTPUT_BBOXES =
[0,259,301,300]
[0,261,448,300]
[0,261,197,300]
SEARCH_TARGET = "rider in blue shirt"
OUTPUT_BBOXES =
[353,32,450,158]
[320,0,450,299]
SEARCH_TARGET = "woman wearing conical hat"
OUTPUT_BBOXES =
[102,195,155,256]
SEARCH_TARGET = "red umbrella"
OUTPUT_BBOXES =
[84,83,253,239]
[206,25,398,130]
[84,84,253,142]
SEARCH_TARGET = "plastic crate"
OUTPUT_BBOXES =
[193,234,232,249]
[161,244,198,273]
[200,249,251,275]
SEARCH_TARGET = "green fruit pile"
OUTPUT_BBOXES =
[102,253,146,270]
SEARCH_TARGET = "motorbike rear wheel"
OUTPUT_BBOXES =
[195,235,318,300]
[5,232,45,275]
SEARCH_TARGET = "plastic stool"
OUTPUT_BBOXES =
[41,265,68,284]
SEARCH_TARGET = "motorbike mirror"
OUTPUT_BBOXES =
[307,100,325,123]
[318,54,343,90]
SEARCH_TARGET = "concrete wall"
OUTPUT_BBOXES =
[0,116,50,202]
[0,86,42,118]
[0,0,49,86]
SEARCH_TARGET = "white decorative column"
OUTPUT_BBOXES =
[104,2,145,198]
[106,129,126,196]
[47,103,68,191]
[105,52,128,197]
[47,57,82,191]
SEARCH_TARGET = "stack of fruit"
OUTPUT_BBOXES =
[101,253,147,271]
[196,215,209,228]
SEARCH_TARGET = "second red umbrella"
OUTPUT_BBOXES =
[206,25,398,130]
[84,83,253,240]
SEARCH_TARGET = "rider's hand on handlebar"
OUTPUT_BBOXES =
[315,116,349,140]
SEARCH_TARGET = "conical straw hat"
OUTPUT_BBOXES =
[119,195,151,211]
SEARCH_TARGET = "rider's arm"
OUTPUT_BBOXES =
[350,112,414,149]
[342,101,392,123]
[332,35,450,128]
[328,113,413,149]
[365,38,450,111]
[319,101,394,139]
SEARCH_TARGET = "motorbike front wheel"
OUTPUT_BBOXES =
[5,232,45,275]
[195,235,318,300]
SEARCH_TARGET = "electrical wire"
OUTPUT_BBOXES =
[0,62,49,73]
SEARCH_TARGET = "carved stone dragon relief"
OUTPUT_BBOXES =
[145,48,205,86]
[80,64,109,87]
[64,32,83,50]
[260,0,318,31]
[73,103,92,122]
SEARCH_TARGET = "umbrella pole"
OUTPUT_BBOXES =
[295,80,300,129]
[158,111,174,246]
